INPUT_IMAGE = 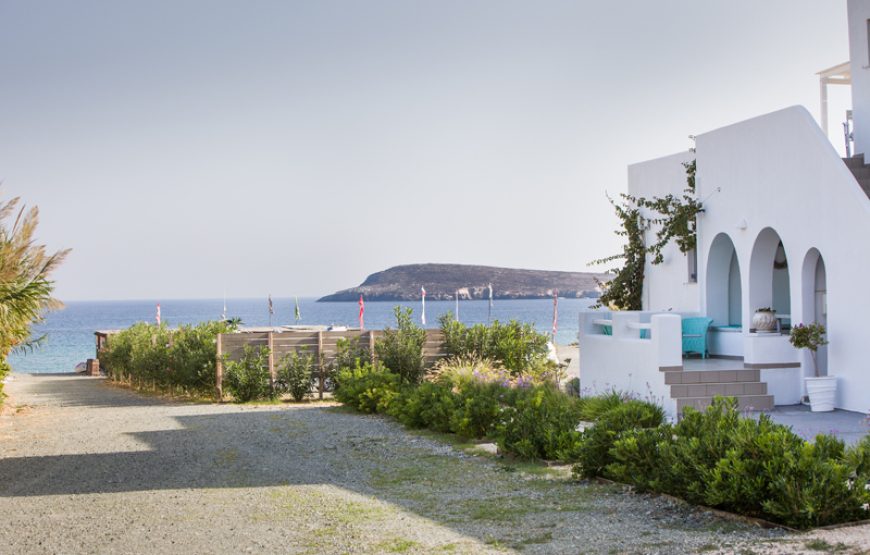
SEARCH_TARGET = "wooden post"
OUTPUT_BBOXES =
[215,333,223,402]
[317,330,324,400]
[268,331,276,392]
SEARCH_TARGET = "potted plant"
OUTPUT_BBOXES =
[752,307,778,333]
[789,322,834,412]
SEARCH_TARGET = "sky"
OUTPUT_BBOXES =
[0,1,853,301]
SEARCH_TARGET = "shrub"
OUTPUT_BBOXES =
[574,399,665,479]
[333,361,402,414]
[277,349,315,402]
[168,321,231,393]
[576,390,628,422]
[496,384,585,461]
[224,345,272,402]
[595,397,870,529]
[375,307,426,384]
[438,314,549,374]
[101,320,230,395]
[390,381,457,432]
[450,381,512,439]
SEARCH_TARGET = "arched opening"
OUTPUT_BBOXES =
[801,249,828,375]
[706,233,742,327]
[749,228,791,330]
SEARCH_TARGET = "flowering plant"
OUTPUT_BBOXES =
[790,322,829,377]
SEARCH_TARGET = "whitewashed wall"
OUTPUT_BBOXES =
[848,0,870,157]
[695,106,870,413]
[627,152,700,313]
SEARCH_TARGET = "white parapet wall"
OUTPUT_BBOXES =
[578,311,682,419]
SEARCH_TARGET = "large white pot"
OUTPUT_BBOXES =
[752,310,778,332]
[805,376,837,412]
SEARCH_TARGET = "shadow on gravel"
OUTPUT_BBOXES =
[1,377,777,553]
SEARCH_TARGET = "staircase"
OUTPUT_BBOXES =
[664,366,774,412]
[844,154,870,198]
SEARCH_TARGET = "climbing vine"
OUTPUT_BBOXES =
[591,159,701,310]
[639,159,702,264]
[590,193,646,311]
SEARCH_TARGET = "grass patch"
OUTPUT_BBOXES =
[804,539,851,553]
[374,538,419,553]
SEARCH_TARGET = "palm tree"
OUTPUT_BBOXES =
[0,193,69,391]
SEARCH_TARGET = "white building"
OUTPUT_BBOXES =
[579,0,870,418]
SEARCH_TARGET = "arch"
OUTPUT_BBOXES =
[801,248,828,374]
[748,227,791,328]
[706,233,742,326]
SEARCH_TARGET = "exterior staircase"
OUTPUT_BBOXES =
[844,154,870,198]
[664,365,774,413]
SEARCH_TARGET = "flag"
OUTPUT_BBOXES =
[488,283,493,322]
[421,286,427,326]
[294,296,301,323]
[552,292,559,338]
[358,295,365,330]
[156,303,161,325]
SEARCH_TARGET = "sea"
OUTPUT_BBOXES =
[9,297,598,374]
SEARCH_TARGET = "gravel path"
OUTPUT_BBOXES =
[1,373,868,555]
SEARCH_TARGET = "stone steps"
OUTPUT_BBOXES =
[677,394,774,412]
[664,366,773,415]
[663,368,760,384]
[843,155,870,199]
[671,381,767,398]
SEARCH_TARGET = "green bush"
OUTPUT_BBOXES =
[168,321,231,393]
[333,362,402,414]
[101,320,231,395]
[277,349,315,402]
[598,397,870,529]
[576,390,628,422]
[574,399,665,479]
[224,345,272,402]
[375,307,426,384]
[449,380,513,439]
[496,384,585,461]
[390,381,458,432]
[439,314,549,374]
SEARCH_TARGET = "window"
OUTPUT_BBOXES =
[687,247,698,283]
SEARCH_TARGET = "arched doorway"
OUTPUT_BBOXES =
[749,228,790,330]
[801,249,828,375]
[706,233,742,326]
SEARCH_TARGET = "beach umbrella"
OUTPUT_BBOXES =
[358,295,365,330]
[294,296,301,323]
[421,286,426,326]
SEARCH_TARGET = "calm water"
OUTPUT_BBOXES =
[10,297,597,374]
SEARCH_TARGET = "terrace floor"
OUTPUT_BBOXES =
[755,404,869,446]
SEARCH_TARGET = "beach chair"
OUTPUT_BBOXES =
[682,317,713,358]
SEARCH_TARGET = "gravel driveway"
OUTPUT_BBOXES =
[1,374,868,554]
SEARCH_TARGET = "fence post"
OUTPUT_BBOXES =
[317,330,324,400]
[268,331,276,392]
[215,333,223,402]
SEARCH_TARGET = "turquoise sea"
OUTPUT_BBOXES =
[9,297,597,374]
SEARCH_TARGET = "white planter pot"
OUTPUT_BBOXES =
[752,311,777,332]
[805,376,837,412]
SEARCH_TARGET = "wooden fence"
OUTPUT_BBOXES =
[215,329,447,400]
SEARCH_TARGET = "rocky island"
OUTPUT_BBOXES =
[318,263,610,302]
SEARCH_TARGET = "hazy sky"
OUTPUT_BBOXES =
[1,1,852,300]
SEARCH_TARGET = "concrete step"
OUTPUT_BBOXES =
[676,394,774,412]
[843,154,866,169]
[664,368,760,385]
[671,381,767,398]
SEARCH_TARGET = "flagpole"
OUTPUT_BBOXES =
[421,286,426,327]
